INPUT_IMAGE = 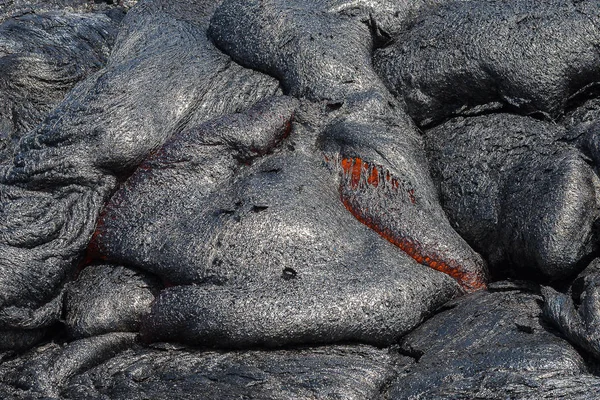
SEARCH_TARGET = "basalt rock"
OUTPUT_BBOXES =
[64,264,161,339]
[0,0,278,349]
[317,0,473,40]
[566,98,600,171]
[61,344,403,400]
[1,0,600,397]
[0,333,137,398]
[374,0,600,127]
[425,113,600,281]
[542,259,600,362]
[0,0,134,22]
[390,286,600,399]
[209,0,487,292]
[0,9,124,162]
[94,99,460,348]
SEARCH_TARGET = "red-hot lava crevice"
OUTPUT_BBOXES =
[333,156,488,293]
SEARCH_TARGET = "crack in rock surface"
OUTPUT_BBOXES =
[0,0,600,398]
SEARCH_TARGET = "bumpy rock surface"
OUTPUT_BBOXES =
[64,264,160,339]
[0,9,123,162]
[0,333,137,398]
[61,344,403,400]
[1,0,600,398]
[0,0,279,347]
[542,259,600,362]
[208,0,488,292]
[375,0,600,126]
[95,99,460,347]
[425,113,600,281]
[390,286,600,399]
[0,0,133,22]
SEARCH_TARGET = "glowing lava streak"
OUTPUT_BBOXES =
[337,156,487,293]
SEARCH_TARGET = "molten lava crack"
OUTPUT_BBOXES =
[334,156,487,293]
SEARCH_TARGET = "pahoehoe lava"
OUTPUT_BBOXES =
[1,0,600,398]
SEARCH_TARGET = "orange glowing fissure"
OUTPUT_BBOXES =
[82,147,485,291]
[337,156,486,293]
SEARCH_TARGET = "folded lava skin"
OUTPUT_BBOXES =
[426,113,600,280]
[0,0,488,351]
[1,0,600,397]
[95,97,460,347]
[208,0,488,293]
[0,0,278,347]
[0,9,124,162]
[374,0,600,127]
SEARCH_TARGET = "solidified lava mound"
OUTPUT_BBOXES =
[1,0,600,398]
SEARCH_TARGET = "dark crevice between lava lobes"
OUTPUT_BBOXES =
[565,82,600,116]
[415,104,557,132]
[542,259,600,369]
[410,79,600,132]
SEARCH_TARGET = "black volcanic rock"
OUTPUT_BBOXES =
[64,264,161,339]
[94,99,460,347]
[209,0,487,291]
[390,286,600,399]
[0,333,137,398]
[61,344,403,400]
[374,0,600,127]
[0,0,136,23]
[0,9,123,162]
[542,259,600,362]
[0,0,278,349]
[566,98,600,169]
[425,113,600,281]
[0,0,600,397]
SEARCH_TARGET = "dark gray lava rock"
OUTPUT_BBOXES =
[64,264,161,339]
[321,0,473,40]
[542,259,600,362]
[0,0,135,23]
[0,332,136,399]
[94,100,460,348]
[374,0,600,126]
[425,113,600,281]
[0,0,278,348]
[0,9,123,162]
[62,344,404,400]
[1,0,599,398]
[209,0,487,292]
[390,287,600,399]
[565,98,600,171]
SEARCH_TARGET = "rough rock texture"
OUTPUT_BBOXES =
[390,286,600,399]
[567,98,600,171]
[0,333,137,398]
[319,0,473,40]
[0,0,136,22]
[0,0,600,398]
[60,344,402,400]
[0,9,123,162]
[0,0,278,349]
[94,99,460,347]
[64,264,160,339]
[208,0,488,292]
[543,259,600,362]
[425,113,600,281]
[375,0,600,127]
